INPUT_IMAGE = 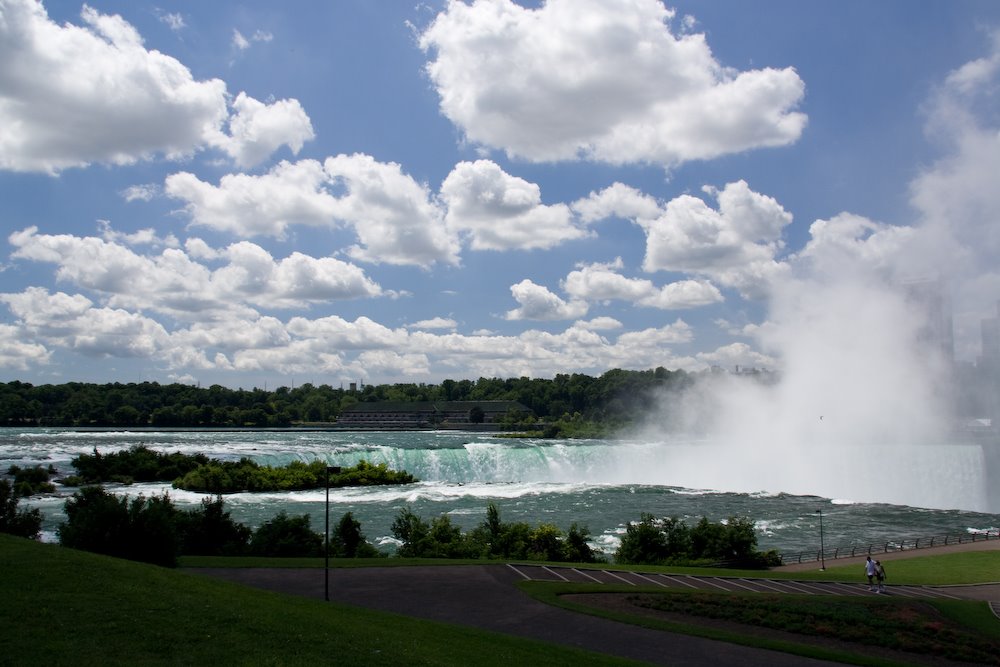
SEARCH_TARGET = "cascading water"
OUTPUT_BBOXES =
[3,427,997,557]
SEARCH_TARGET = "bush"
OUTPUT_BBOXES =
[71,446,208,484]
[6,465,56,496]
[174,459,416,494]
[0,479,42,539]
[249,511,323,557]
[393,502,600,562]
[615,513,674,565]
[178,495,252,556]
[615,513,772,567]
[58,486,181,567]
[330,511,382,558]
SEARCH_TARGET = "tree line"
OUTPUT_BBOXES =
[0,367,704,428]
[1,483,777,569]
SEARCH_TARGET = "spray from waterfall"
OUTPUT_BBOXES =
[630,36,1000,512]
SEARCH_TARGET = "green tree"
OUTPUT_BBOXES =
[58,487,182,567]
[330,511,381,558]
[178,495,251,556]
[0,479,42,539]
[615,513,673,565]
[249,511,323,557]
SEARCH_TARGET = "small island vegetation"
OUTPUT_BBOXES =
[63,444,416,493]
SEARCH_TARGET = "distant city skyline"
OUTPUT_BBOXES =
[2,0,1000,389]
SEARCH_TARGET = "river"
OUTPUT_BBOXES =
[3,428,997,558]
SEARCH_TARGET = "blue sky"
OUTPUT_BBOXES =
[2,0,1000,389]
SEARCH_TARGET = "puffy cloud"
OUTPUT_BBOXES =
[408,317,458,331]
[220,93,314,168]
[172,156,460,267]
[505,279,588,321]
[120,184,159,202]
[572,182,662,224]
[165,160,339,237]
[795,212,915,280]
[1,287,169,358]
[0,0,311,173]
[0,323,50,369]
[8,227,382,319]
[98,221,178,249]
[563,258,722,309]
[441,160,585,250]
[641,180,793,296]
[575,316,623,331]
[616,320,693,348]
[0,283,705,380]
[419,0,805,166]
[636,280,723,310]
[696,341,776,369]
[324,154,461,267]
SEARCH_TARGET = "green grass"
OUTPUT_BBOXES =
[527,582,1000,666]
[0,535,641,667]
[811,551,1000,585]
[9,534,1000,666]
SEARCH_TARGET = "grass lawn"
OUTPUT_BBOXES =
[520,551,1000,667]
[810,551,1000,585]
[7,534,1000,666]
[0,534,640,667]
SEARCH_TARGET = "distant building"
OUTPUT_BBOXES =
[337,400,532,429]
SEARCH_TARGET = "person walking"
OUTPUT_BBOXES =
[865,555,876,591]
[875,560,887,593]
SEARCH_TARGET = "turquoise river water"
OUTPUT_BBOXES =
[3,428,997,558]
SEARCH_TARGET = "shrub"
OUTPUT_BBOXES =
[249,511,323,557]
[6,465,56,496]
[390,507,432,557]
[616,513,673,565]
[0,479,42,539]
[177,495,252,556]
[174,459,416,494]
[71,445,208,484]
[58,486,181,567]
[330,511,382,558]
[616,513,772,567]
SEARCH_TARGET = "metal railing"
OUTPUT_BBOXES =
[778,528,1000,565]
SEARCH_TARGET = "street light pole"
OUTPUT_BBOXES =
[324,465,341,602]
[816,508,826,571]
[325,465,330,601]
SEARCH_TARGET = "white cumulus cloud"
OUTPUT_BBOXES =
[0,0,312,173]
[505,279,588,321]
[642,180,793,297]
[419,0,806,166]
[441,160,586,250]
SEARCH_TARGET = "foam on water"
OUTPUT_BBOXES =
[5,428,999,555]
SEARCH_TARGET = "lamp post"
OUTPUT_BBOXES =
[815,508,826,571]
[324,465,341,602]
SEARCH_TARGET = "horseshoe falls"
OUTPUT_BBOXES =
[4,428,997,557]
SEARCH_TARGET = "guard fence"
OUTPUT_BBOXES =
[778,528,1000,566]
